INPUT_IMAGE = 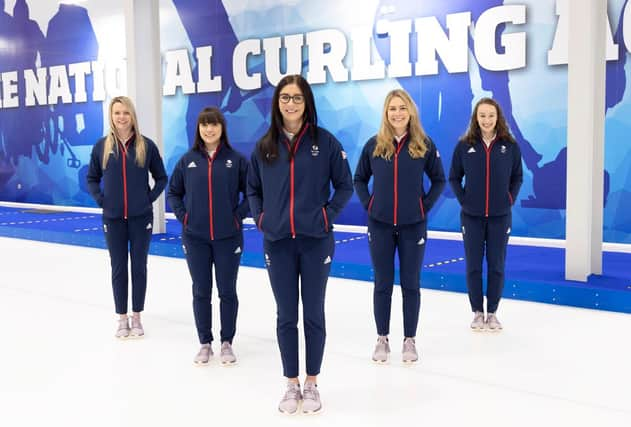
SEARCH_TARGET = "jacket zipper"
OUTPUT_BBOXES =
[119,141,129,219]
[483,139,496,217]
[393,135,407,226]
[284,124,309,238]
[207,145,222,240]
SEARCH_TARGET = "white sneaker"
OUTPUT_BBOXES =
[470,311,485,331]
[193,344,213,366]
[372,335,390,364]
[278,382,302,415]
[486,313,503,332]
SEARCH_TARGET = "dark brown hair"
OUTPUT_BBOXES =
[193,107,230,152]
[461,98,516,145]
[257,74,318,163]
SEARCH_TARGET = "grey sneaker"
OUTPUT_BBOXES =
[278,382,302,415]
[129,316,144,338]
[402,337,418,364]
[470,311,485,331]
[193,344,213,366]
[372,335,390,364]
[220,342,237,366]
[115,317,130,339]
[302,381,322,415]
[486,313,503,332]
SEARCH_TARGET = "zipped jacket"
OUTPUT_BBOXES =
[247,125,353,242]
[449,137,523,217]
[354,135,445,225]
[167,145,249,241]
[87,135,167,219]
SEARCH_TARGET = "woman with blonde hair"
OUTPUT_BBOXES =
[87,96,167,339]
[354,88,445,364]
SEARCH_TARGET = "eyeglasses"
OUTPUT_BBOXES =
[279,94,305,104]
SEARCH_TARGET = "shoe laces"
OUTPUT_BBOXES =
[403,338,416,354]
[117,318,129,330]
[220,342,233,357]
[303,382,319,401]
[375,335,390,353]
[131,317,142,328]
[283,383,301,401]
[198,345,211,357]
[473,312,484,322]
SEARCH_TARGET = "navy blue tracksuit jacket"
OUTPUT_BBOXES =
[449,138,522,218]
[449,137,523,313]
[87,135,167,219]
[168,145,249,241]
[247,125,353,241]
[354,135,445,225]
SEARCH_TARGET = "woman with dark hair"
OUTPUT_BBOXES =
[247,75,353,415]
[354,89,445,364]
[87,96,167,339]
[449,98,523,331]
[168,107,249,365]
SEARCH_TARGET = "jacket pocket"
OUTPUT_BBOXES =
[419,197,426,220]
[233,214,241,231]
[257,212,265,231]
[322,207,329,232]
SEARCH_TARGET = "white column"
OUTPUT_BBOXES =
[565,0,606,280]
[124,0,165,233]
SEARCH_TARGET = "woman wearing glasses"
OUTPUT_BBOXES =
[247,74,353,415]
[354,89,445,364]
[87,96,167,339]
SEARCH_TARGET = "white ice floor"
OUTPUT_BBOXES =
[1,236,630,427]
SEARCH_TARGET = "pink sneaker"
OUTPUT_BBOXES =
[220,342,237,366]
[193,344,213,366]
[278,382,302,415]
[129,316,144,338]
[302,381,322,415]
[470,311,485,331]
[486,313,503,332]
[115,317,130,339]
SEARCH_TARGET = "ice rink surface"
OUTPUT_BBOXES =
[1,237,629,427]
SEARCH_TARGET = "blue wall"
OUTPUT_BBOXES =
[1,0,630,242]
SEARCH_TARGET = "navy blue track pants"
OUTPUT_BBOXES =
[103,213,153,314]
[263,234,335,378]
[461,212,511,313]
[368,218,427,338]
[182,232,242,345]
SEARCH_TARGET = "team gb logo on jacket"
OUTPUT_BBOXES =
[225,159,233,168]
[311,145,319,157]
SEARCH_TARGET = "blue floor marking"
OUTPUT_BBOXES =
[0,206,630,313]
